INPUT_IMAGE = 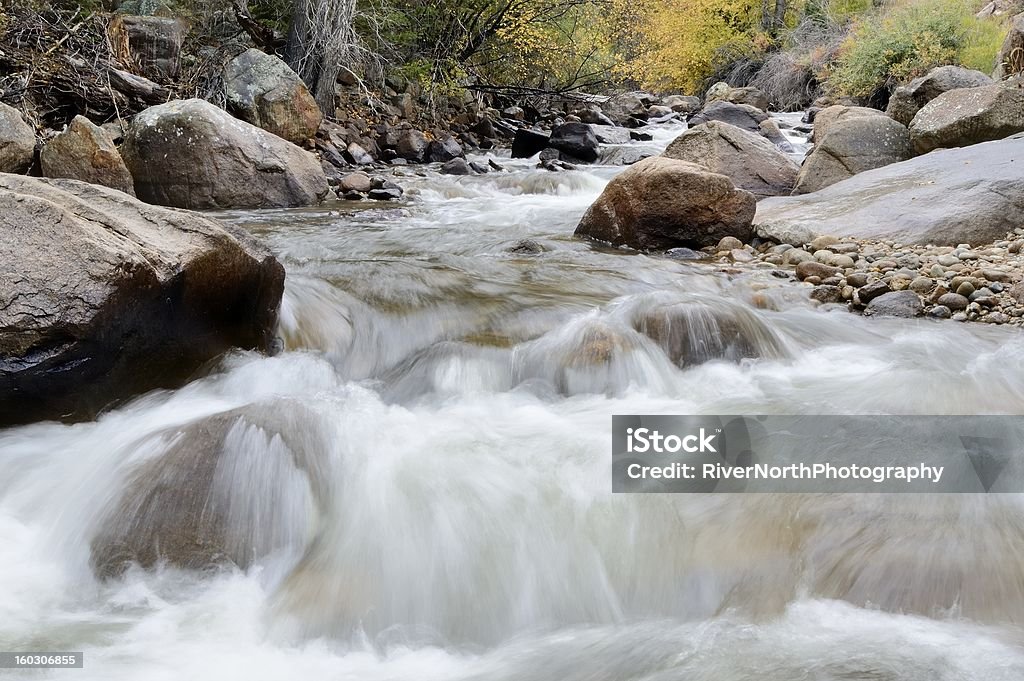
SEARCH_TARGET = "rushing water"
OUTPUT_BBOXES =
[3,117,1024,680]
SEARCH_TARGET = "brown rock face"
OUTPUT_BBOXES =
[40,116,135,195]
[663,121,799,199]
[0,174,286,426]
[574,156,756,250]
[223,48,323,145]
[120,99,329,209]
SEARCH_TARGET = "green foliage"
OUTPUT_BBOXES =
[829,0,1006,99]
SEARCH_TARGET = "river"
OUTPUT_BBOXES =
[3,117,1024,679]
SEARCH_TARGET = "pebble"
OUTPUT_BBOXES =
[956,282,976,297]
[810,235,840,250]
[831,254,855,268]
[858,280,891,304]
[937,292,969,311]
[928,305,952,319]
[909,276,934,294]
[796,261,841,281]
[730,248,754,263]
[937,254,959,266]
[783,249,813,265]
[846,272,870,288]
[810,285,843,304]
[718,236,744,251]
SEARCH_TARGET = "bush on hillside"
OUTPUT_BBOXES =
[828,0,1008,101]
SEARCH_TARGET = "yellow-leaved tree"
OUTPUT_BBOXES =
[606,0,765,92]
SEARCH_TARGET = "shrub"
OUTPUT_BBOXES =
[829,0,1008,100]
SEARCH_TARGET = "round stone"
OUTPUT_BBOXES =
[831,254,855,268]
[928,305,951,319]
[718,236,744,251]
[956,281,975,297]
[730,248,754,263]
[937,255,959,266]
[909,277,934,294]
[937,292,970,311]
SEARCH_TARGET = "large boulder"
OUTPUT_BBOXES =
[0,174,285,426]
[511,127,550,158]
[601,93,648,127]
[995,12,1024,79]
[793,116,914,194]
[706,83,770,111]
[121,99,328,209]
[662,94,701,114]
[909,79,1024,153]
[662,121,798,199]
[90,402,326,577]
[574,156,756,250]
[223,48,322,145]
[40,116,135,195]
[0,103,35,174]
[885,66,993,126]
[396,128,429,162]
[108,14,186,80]
[549,122,599,162]
[811,105,884,143]
[688,101,769,134]
[754,137,1024,246]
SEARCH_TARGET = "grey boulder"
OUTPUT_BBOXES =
[794,115,913,194]
[121,99,329,209]
[0,103,35,174]
[755,137,1024,246]
[909,78,1024,153]
[0,174,285,426]
[663,121,798,199]
[223,48,323,144]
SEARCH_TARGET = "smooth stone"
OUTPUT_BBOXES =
[718,236,744,251]
[928,305,952,319]
[810,284,843,304]
[858,279,891,303]
[937,292,970,311]
[864,290,923,317]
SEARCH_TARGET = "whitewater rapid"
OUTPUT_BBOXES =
[3,117,1024,680]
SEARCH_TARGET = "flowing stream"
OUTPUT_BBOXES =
[4,116,1024,679]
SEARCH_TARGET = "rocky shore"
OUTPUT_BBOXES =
[705,231,1024,325]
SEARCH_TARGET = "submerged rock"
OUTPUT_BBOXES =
[90,402,327,577]
[0,174,285,426]
[574,156,756,250]
[631,298,786,366]
[121,99,328,209]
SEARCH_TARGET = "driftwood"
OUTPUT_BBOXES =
[108,68,171,105]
